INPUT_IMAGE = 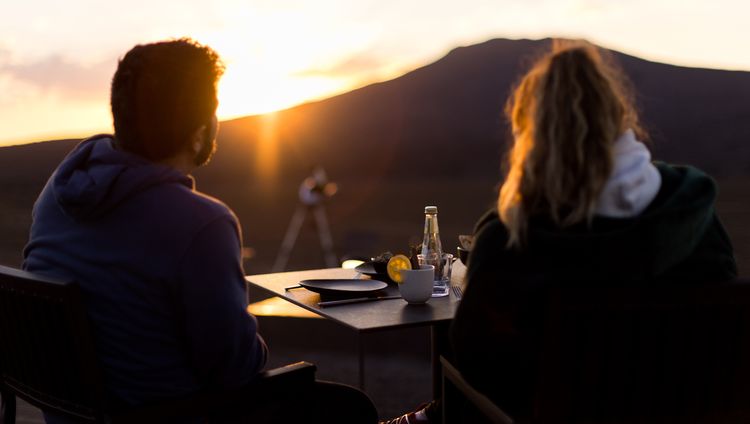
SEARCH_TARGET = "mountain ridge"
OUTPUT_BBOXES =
[1,38,748,273]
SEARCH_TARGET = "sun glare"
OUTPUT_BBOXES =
[197,6,370,120]
[256,112,279,181]
[217,70,341,118]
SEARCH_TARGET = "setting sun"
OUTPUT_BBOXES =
[217,66,342,118]
[196,5,384,118]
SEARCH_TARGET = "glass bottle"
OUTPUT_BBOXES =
[420,206,448,296]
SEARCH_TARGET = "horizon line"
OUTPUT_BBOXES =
[3,36,749,148]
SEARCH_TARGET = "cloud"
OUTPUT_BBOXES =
[0,54,115,101]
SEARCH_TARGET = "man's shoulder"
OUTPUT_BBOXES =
[187,189,236,220]
[141,183,239,230]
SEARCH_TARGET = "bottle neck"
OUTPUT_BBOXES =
[423,213,439,236]
[421,213,442,256]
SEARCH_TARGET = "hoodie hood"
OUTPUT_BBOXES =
[473,163,719,282]
[52,135,194,220]
[595,130,662,218]
[526,163,717,279]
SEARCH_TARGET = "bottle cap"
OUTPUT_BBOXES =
[424,206,438,214]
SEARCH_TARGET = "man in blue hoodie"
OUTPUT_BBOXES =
[23,39,376,423]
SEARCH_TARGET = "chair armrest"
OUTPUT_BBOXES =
[259,361,317,382]
[114,362,317,423]
[440,356,514,424]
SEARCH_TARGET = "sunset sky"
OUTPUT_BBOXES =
[1,0,748,146]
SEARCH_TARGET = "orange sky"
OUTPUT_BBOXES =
[1,0,748,146]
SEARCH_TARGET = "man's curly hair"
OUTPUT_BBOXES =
[111,38,225,161]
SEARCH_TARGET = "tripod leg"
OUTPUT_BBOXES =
[273,206,307,272]
[312,205,338,268]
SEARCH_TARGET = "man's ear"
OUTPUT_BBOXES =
[191,116,218,153]
[205,115,218,143]
[191,125,206,154]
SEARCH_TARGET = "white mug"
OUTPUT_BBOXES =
[399,265,435,304]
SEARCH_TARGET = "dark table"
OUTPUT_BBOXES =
[245,263,466,396]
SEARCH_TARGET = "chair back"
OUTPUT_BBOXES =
[534,280,750,423]
[0,265,106,422]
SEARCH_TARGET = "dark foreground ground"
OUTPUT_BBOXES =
[14,312,434,423]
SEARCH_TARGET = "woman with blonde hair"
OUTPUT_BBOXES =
[449,40,736,420]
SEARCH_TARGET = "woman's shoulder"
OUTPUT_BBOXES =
[653,162,716,194]
[648,162,717,213]
[467,209,516,273]
[473,209,509,244]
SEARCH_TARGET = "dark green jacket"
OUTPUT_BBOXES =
[450,163,737,418]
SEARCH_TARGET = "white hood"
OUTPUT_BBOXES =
[595,129,662,218]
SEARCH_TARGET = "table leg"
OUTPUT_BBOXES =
[1,390,16,424]
[431,321,451,399]
[358,334,366,391]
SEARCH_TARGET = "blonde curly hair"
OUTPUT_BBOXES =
[499,40,644,247]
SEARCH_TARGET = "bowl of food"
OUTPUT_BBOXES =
[457,235,473,264]
[371,251,393,275]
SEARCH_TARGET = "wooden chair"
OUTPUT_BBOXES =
[442,280,750,423]
[0,265,316,424]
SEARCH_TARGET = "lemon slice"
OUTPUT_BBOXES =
[387,254,412,284]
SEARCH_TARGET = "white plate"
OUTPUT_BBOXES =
[299,279,388,295]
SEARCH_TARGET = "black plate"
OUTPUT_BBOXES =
[355,262,392,282]
[299,279,388,296]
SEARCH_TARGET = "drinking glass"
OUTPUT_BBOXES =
[418,253,453,297]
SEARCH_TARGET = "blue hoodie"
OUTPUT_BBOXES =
[23,135,267,408]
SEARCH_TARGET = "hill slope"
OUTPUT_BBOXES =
[1,38,748,273]
[211,38,750,183]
